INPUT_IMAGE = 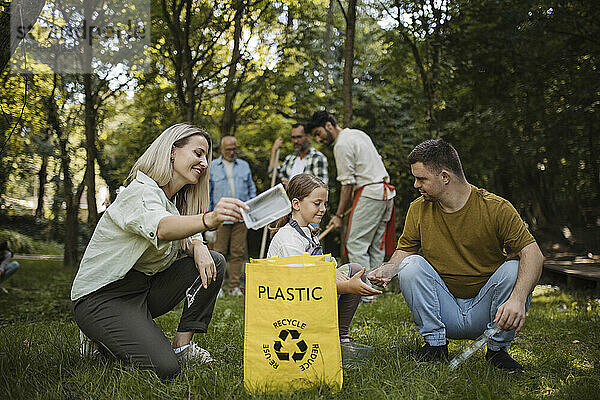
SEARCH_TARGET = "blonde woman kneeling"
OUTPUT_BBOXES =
[71,123,248,379]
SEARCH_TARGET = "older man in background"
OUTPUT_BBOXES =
[209,136,257,296]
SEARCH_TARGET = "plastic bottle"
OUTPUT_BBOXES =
[448,323,501,370]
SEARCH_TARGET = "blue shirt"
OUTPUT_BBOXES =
[209,156,257,223]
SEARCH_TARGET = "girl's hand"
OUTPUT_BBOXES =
[335,269,350,283]
[205,198,249,228]
[337,268,382,296]
[193,242,216,288]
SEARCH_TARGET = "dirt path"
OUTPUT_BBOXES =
[13,254,63,260]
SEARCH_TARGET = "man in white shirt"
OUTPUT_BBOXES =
[306,111,396,301]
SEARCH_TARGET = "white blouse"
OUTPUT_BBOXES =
[71,171,201,301]
[267,224,316,258]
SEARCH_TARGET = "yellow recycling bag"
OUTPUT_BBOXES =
[243,255,343,393]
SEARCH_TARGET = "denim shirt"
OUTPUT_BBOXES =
[209,156,257,223]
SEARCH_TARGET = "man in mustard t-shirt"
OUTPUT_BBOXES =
[368,139,544,372]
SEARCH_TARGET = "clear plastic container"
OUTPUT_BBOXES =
[341,342,374,369]
[242,183,291,230]
[448,323,501,370]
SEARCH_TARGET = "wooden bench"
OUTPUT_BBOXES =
[543,257,600,291]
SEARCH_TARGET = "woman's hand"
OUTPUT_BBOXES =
[193,242,216,289]
[205,198,249,229]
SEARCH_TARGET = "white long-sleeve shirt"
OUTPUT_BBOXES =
[333,128,395,200]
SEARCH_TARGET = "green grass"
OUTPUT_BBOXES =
[0,260,598,399]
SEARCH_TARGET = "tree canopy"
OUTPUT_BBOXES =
[1,0,598,262]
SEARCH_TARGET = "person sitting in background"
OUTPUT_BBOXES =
[0,240,19,293]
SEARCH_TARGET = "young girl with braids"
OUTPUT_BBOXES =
[267,173,381,342]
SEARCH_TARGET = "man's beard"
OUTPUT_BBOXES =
[323,127,335,145]
[295,141,309,152]
[420,191,435,202]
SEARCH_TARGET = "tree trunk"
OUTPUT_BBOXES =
[342,0,357,128]
[35,151,48,217]
[81,2,98,226]
[401,31,435,136]
[63,161,81,268]
[96,143,120,205]
[220,2,243,138]
[324,0,334,92]
[83,73,98,226]
[49,166,62,240]
[47,74,81,267]
[589,125,600,201]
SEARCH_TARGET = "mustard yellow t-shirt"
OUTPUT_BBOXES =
[397,185,535,298]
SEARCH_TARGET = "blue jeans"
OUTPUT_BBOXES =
[397,255,531,351]
[0,261,19,283]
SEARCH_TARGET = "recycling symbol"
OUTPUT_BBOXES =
[274,329,308,362]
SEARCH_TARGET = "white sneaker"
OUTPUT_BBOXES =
[230,287,243,296]
[79,330,100,357]
[176,341,215,364]
[218,288,225,298]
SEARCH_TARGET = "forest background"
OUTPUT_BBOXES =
[1,0,598,266]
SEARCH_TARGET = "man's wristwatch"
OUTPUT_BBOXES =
[335,213,344,219]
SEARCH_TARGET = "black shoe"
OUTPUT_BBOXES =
[409,343,448,362]
[485,349,524,372]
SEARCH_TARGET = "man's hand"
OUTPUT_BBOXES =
[494,297,527,333]
[269,137,283,171]
[493,242,543,334]
[193,242,216,289]
[337,268,382,296]
[367,262,398,287]
[272,137,283,152]
[326,215,343,230]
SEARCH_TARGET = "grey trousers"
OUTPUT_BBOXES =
[346,196,393,272]
[73,251,225,379]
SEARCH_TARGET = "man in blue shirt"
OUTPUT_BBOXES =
[209,136,257,295]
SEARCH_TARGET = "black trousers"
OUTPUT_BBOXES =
[73,251,225,379]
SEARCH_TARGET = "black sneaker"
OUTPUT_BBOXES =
[409,343,448,362]
[485,349,524,372]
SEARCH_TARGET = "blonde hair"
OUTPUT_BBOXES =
[126,123,213,249]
